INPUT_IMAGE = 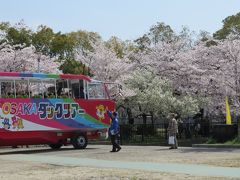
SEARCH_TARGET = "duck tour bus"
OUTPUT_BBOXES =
[0,72,115,149]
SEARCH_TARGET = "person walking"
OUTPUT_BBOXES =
[107,109,121,152]
[167,113,178,149]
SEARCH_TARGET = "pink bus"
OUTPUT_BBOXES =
[0,72,115,149]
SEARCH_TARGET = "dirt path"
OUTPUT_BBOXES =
[0,145,239,180]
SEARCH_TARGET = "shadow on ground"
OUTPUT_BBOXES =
[0,147,99,155]
[153,146,240,153]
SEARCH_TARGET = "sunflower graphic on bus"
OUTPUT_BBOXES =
[96,105,107,121]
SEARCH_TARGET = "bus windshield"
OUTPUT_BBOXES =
[88,81,107,99]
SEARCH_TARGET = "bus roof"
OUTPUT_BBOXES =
[0,72,91,82]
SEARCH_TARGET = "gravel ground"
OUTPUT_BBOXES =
[0,145,240,180]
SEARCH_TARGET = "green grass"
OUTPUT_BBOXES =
[205,136,240,144]
[224,137,240,145]
[205,137,217,144]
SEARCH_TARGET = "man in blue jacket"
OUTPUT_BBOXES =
[107,110,121,152]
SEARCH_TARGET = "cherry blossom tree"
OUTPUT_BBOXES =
[191,35,240,116]
[122,69,200,119]
[121,31,211,120]
[75,40,134,82]
[72,27,240,120]
[0,43,61,74]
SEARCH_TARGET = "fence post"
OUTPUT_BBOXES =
[141,124,144,142]
[164,123,168,140]
[120,125,123,145]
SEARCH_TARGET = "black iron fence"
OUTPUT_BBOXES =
[119,121,239,146]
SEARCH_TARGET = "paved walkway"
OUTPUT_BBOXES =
[1,154,240,178]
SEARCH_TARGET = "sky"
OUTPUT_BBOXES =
[0,0,240,40]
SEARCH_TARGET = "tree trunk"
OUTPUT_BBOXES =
[142,113,147,125]
[142,113,147,142]
[150,111,154,127]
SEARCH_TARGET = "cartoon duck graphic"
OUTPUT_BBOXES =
[96,105,106,121]
[17,118,24,129]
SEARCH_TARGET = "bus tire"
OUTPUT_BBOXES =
[71,134,88,149]
[49,143,62,149]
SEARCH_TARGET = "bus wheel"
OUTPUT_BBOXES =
[71,134,88,149]
[49,143,62,149]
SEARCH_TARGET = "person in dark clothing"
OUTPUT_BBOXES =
[79,87,85,98]
[107,110,121,152]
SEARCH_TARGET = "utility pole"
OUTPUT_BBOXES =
[37,53,41,94]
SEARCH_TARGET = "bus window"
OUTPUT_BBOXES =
[15,79,29,98]
[87,82,105,99]
[42,79,56,98]
[0,80,15,98]
[69,79,85,99]
[29,79,43,98]
[56,79,70,98]
[28,79,55,98]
